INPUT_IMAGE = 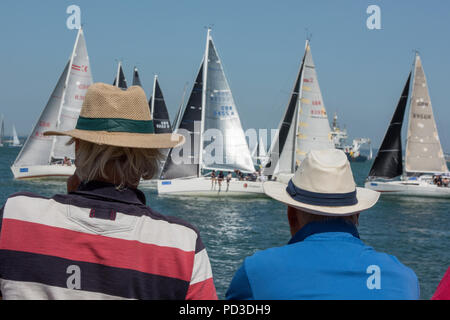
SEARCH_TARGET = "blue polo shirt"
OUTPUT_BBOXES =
[226,220,420,300]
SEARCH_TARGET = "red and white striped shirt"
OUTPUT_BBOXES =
[0,181,217,300]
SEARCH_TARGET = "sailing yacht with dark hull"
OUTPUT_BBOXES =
[157,29,263,196]
[11,28,93,179]
[365,54,450,197]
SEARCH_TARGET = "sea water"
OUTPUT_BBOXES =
[0,147,449,299]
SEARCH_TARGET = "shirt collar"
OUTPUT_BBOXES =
[70,180,146,205]
[288,219,360,245]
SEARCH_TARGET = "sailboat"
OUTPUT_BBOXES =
[263,40,334,183]
[0,115,4,147]
[10,125,22,147]
[365,53,450,197]
[157,29,263,195]
[11,28,93,179]
[138,73,174,187]
[113,61,128,89]
[131,68,173,133]
[132,67,142,87]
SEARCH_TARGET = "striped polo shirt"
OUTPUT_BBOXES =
[0,181,217,300]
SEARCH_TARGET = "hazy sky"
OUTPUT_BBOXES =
[1,0,449,150]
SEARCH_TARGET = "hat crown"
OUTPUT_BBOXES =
[80,83,152,121]
[293,149,356,194]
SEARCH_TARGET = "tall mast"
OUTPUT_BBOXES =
[49,27,82,162]
[199,27,211,177]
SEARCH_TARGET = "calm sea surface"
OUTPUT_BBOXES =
[1,146,449,300]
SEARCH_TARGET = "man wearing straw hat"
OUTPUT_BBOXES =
[0,83,217,300]
[226,149,419,300]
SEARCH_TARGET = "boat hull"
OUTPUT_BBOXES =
[157,177,265,196]
[11,165,75,180]
[347,154,368,162]
[365,180,450,198]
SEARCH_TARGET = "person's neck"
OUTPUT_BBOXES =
[93,176,139,189]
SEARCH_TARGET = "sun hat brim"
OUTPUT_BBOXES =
[263,181,380,216]
[43,129,185,149]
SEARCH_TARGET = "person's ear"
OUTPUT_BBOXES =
[287,206,300,236]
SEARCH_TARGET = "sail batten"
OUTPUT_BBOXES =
[405,55,447,174]
[202,38,254,173]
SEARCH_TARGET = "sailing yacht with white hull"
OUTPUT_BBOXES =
[157,29,263,196]
[263,40,334,183]
[365,53,450,197]
[11,28,93,179]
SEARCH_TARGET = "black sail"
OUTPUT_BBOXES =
[149,78,172,134]
[113,64,128,89]
[368,72,411,179]
[132,68,142,87]
[263,54,305,176]
[160,63,204,179]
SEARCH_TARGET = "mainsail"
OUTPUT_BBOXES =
[368,73,411,179]
[202,35,254,173]
[161,29,255,179]
[295,41,334,165]
[160,64,204,179]
[14,28,93,167]
[52,28,93,160]
[113,62,128,89]
[149,75,172,134]
[132,67,142,87]
[264,40,334,176]
[405,54,448,174]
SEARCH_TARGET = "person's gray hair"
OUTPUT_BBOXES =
[68,138,163,187]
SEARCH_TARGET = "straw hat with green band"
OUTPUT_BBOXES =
[44,83,185,149]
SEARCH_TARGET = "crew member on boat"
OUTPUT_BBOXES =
[0,83,217,300]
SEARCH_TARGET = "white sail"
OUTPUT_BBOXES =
[14,62,69,166]
[52,28,93,160]
[14,28,92,167]
[12,125,21,146]
[405,54,448,174]
[295,41,334,167]
[202,33,255,173]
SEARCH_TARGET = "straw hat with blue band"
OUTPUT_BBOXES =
[43,83,185,149]
[263,149,380,216]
